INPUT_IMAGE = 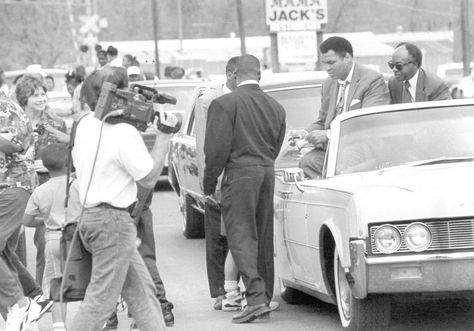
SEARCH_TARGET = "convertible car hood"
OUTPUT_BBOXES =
[316,162,474,221]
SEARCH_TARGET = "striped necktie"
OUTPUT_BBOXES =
[335,81,349,115]
[402,80,413,103]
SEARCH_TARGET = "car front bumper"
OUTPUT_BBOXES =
[349,240,474,299]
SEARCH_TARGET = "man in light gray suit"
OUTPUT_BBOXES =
[297,36,390,178]
[194,56,238,310]
[388,42,451,104]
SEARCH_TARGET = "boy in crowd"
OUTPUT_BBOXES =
[23,143,71,331]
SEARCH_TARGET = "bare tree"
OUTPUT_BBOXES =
[0,2,75,68]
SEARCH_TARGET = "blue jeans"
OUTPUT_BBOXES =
[70,205,166,331]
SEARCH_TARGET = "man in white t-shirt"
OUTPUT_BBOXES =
[69,68,172,331]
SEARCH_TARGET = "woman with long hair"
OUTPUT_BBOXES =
[15,75,69,330]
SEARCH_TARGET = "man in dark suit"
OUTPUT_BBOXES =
[203,54,286,323]
[297,36,390,178]
[388,42,451,104]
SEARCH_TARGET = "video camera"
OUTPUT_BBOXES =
[94,82,182,133]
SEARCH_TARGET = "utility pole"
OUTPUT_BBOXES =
[177,0,183,52]
[315,28,324,70]
[235,0,247,55]
[460,0,471,76]
[270,33,280,73]
[151,0,160,78]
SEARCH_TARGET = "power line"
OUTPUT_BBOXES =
[374,0,452,18]
[0,0,86,6]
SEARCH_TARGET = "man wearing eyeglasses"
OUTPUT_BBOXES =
[388,42,451,104]
[295,36,390,179]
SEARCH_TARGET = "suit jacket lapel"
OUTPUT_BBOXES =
[328,80,338,122]
[415,68,426,102]
[346,64,361,110]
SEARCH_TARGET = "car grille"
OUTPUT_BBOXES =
[369,218,474,254]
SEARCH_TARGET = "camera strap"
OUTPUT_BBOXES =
[65,113,89,209]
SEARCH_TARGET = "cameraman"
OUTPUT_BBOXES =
[69,67,170,331]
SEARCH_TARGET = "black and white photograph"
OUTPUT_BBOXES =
[1,0,474,330]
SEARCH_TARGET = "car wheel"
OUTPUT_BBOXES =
[334,248,390,330]
[181,193,204,239]
[279,278,309,304]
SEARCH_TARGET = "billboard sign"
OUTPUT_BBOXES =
[266,0,328,32]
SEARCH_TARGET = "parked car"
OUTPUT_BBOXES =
[5,68,69,92]
[275,98,474,330]
[437,62,473,88]
[450,75,474,99]
[167,71,328,238]
[133,79,203,183]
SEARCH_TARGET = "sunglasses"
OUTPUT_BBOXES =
[387,61,413,71]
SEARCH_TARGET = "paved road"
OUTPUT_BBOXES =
[3,184,474,330]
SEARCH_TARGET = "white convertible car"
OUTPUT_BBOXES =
[274,98,474,330]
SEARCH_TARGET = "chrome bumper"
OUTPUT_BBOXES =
[349,240,474,299]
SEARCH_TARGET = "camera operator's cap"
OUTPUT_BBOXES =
[127,66,141,76]
[25,64,46,78]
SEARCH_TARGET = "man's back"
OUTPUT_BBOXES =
[211,84,285,168]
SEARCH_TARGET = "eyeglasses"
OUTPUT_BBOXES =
[387,61,413,71]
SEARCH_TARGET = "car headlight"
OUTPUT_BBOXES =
[373,225,401,254]
[404,222,431,252]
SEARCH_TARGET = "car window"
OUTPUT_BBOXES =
[335,105,474,175]
[267,85,320,131]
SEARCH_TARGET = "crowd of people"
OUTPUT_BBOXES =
[0,44,179,331]
[0,35,453,331]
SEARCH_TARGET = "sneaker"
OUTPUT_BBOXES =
[161,302,174,327]
[213,295,224,310]
[32,295,53,321]
[129,320,139,331]
[25,321,39,331]
[222,289,243,312]
[52,322,67,331]
[268,301,280,312]
[102,311,118,330]
[5,298,41,331]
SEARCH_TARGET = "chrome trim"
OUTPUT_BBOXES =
[370,218,474,254]
[264,84,322,93]
[283,238,319,250]
[366,251,474,265]
[349,240,368,298]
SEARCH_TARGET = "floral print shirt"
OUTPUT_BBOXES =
[0,97,37,194]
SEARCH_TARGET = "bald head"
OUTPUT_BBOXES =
[235,54,261,84]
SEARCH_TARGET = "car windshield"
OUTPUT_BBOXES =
[267,86,320,130]
[270,85,321,169]
[335,105,474,175]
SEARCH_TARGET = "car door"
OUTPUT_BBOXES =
[275,147,332,291]
[170,89,203,196]
[271,84,324,284]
